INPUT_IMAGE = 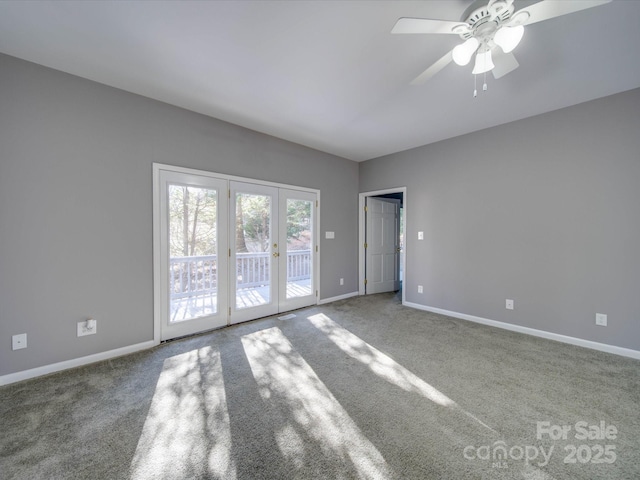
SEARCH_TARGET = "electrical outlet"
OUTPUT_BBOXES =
[506,299,514,310]
[12,333,27,350]
[77,319,97,337]
[340,278,344,285]
[418,285,423,293]
[595,313,607,327]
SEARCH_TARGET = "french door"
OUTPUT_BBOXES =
[230,183,318,323]
[278,189,317,311]
[157,170,229,340]
[230,182,279,323]
[155,166,317,341]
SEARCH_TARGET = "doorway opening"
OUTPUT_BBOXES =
[358,188,406,304]
[154,164,319,342]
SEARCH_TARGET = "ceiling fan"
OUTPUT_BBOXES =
[392,0,612,89]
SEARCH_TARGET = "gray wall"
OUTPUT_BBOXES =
[0,53,359,376]
[360,88,640,351]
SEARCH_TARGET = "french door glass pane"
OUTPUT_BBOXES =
[235,192,271,309]
[286,199,313,299]
[168,184,218,322]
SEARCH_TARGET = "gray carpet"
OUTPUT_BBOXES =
[1,292,639,479]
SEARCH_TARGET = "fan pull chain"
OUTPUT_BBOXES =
[473,73,489,98]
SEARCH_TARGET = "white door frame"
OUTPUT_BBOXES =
[153,163,320,344]
[358,187,407,304]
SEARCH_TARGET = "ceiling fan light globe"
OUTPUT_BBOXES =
[472,50,495,74]
[494,25,524,53]
[452,37,479,66]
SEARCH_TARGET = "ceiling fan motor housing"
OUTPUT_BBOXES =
[457,0,515,47]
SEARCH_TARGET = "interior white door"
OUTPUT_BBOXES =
[230,182,279,324]
[279,189,317,311]
[158,170,229,341]
[365,197,400,294]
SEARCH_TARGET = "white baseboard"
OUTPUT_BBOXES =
[319,291,359,305]
[404,301,640,360]
[0,340,157,386]
[5,301,635,386]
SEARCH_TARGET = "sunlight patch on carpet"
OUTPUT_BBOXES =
[307,313,498,434]
[242,327,394,479]
[308,313,455,406]
[130,347,236,479]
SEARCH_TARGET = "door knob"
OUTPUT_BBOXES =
[273,252,280,257]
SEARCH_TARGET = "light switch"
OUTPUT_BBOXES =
[595,313,607,326]
[12,333,27,350]
[418,231,424,240]
[325,231,335,239]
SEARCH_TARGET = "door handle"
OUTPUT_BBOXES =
[273,252,280,258]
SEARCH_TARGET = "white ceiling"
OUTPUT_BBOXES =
[1,0,639,161]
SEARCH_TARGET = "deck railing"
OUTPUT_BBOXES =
[287,250,311,281]
[170,250,311,299]
[235,252,270,288]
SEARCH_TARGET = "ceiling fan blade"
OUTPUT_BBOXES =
[410,51,453,85]
[392,17,470,35]
[513,0,612,26]
[492,51,519,79]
